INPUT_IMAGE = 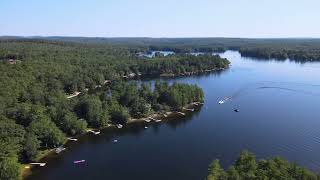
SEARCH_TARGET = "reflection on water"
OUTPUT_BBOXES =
[27,51,320,180]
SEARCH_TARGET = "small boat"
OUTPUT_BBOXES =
[113,139,118,143]
[73,160,85,164]
[55,146,66,154]
[219,97,231,104]
[116,124,123,129]
[144,126,148,129]
[234,109,240,112]
[144,119,151,122]
[155,120,162,122]
[177,112,186,116]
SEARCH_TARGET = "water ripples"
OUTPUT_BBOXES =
[223,81,320,102]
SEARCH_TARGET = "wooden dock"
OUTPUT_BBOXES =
[116,124,123,129]
[67,137,78,141]
[177,112,186,116]
[30,163,46,167]
[87,130,100,135]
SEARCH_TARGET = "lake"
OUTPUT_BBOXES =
[140,51,175,58]
[27,51,320,180]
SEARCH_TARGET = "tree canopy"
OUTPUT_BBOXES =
[207,151,319,180]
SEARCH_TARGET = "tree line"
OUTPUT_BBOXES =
[207,151,319,180]
[3,37,320,61]
[239,48,320,62]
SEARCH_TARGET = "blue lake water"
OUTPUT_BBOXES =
[27,51,320,180]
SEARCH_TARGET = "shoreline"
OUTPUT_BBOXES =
[22,101,204,179]
[159,67,227,77]
[64,66,229,100]
[128,102,203,125]
[22,65,214,179]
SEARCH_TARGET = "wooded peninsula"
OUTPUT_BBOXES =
[0,38,229,180]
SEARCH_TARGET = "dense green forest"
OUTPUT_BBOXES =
[207,151,319,180]
[239,47,320,61]
[0,39,223,179]
[8,37,317,61]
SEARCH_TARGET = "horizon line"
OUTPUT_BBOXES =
[1,35,320,39]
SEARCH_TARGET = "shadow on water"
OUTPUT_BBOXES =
[165,107,202,130]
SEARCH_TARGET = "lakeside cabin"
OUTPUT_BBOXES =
[66,92,81,99]
[95,85,102,88]
[8,59,19,64]
[123,72,137,79]
[148,117,162,122]
[104,80,111,84]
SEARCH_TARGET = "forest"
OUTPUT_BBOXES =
[0,39,221,180]
[207,151,319,180]
[239,47,320,61]
[2,37,318,61]
[2,37,320,61]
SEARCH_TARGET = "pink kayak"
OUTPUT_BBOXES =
[73,160,85,164]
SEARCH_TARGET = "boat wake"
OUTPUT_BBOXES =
[218,81,320,103]
[218,96,232,104]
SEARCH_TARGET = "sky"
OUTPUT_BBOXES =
[1,0,320,38]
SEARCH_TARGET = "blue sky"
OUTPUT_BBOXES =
[1,0,319,38]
